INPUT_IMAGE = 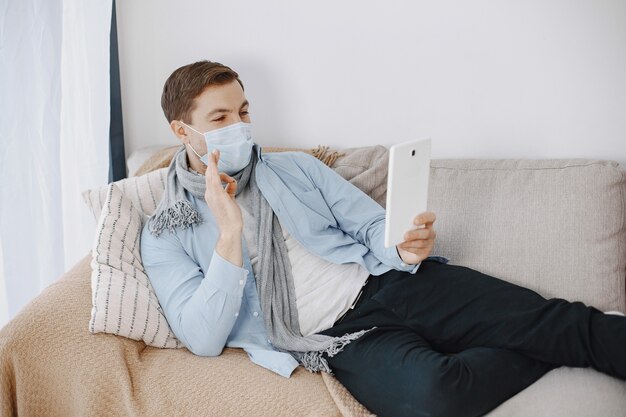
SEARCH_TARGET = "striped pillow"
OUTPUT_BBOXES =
[82,167,168,220]
[89,183,182,348]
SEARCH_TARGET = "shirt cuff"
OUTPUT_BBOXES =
[202,250,250,296]
[246,349,300,378]
[394,246,421,274]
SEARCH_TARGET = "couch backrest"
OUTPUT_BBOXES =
[332,148,626,313]
[428,159,626,312]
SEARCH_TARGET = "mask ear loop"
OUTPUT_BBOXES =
[180,121,205,161]
[179,120,204,135]
[185,142,203,160]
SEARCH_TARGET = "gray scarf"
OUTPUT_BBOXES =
[147,145,372,373]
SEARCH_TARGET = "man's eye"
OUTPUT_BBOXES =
[241,111,249,115]
[213,116,225,122]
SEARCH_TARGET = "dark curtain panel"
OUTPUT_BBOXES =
[108,0,126,182]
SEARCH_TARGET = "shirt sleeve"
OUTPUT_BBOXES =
[140,223,249,356]
[299,153,419,274]
[396,246,422,273]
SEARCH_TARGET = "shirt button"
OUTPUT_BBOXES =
[239,279,244,285]
[253,311,259,317]
[401,262,407,267]
[235,312,239,317]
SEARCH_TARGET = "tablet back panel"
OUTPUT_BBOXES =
[384,138,431,248]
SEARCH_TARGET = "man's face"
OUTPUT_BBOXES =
[171,79,251,168]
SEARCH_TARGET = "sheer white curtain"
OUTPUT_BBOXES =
[0,0,112,330]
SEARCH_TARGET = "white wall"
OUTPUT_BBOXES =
[117,0,626,168]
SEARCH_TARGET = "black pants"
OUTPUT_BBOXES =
[319,259,626,417]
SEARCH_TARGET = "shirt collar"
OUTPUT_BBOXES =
[253,143,264,162]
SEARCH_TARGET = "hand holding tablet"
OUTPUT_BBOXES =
[384,138,432,249]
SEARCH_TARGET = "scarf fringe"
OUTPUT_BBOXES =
[148,200,201,237]
[299,327,376,374]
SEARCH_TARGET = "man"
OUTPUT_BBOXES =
[140,60,626,417]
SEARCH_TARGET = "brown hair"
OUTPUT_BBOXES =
[161,60,244,124]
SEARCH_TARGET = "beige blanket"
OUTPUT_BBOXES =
[0,253,375,416]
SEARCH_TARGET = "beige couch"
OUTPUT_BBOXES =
[1,145,625,417]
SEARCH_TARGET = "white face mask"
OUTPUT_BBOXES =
[181,121,253,175]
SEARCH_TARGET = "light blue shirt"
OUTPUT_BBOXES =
[140,145,449,378]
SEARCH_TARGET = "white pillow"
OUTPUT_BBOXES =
[82,167,168,220]
[88,182,182,348]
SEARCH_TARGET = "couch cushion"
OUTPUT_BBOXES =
[427,159,626,313]
[486,366,626,416]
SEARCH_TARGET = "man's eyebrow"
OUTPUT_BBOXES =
[206,100,249,118]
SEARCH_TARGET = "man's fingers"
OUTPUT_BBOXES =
[398,240,431,250]
[404,227,436,242]
[413,211,436,227]
[205,149,218,173]
[224,181,237,197]
[205,149,222,188]
[219,173,237,197]
[219,172,235,181]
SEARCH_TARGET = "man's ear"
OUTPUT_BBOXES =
[170,120,188,144]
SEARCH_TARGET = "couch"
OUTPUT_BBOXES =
[1,144,625,417]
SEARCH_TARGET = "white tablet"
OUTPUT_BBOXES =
[384,138,432,248]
